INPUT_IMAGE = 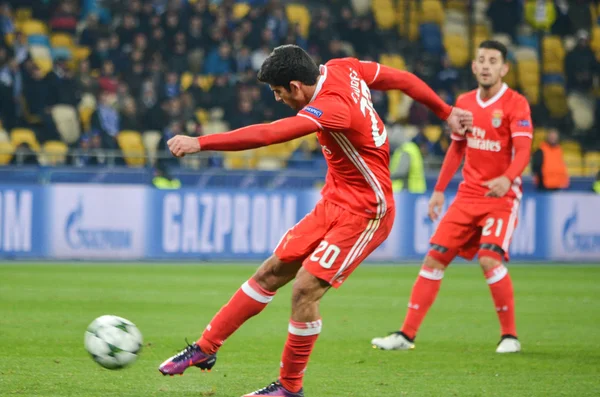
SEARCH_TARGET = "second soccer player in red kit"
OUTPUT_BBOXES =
[372,40,532,354]
[160,45,472,396]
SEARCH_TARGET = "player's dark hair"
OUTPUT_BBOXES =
[257,44,320,91]
[478,40,508,62]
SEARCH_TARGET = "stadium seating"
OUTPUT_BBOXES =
[20,20,48,36]
[0,141,14,165]
[584,152,600,175]
[444,34,469,67]
[543,84,569,119]
[50,33,74,48]
[142,130,162,165]
[424,125,442,143]
[567,93,595,131]
[52,105,81,145]
[40,140,68,166]
[542,35,565,74]
[117,131,146,167]
[232,3,250,20]
[10,128,40,152]
[372,0,396,30]
[285,4,310,38]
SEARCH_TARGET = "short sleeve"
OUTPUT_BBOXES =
[509,96,533,139]
[297,97,351,131]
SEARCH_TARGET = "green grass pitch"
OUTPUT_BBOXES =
[1,263,599,397]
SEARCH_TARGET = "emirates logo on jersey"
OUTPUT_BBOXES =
[468,127,501,152]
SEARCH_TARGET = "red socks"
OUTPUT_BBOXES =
[279,319,322,393]
[485,264,517,337]
[400,265,444,340]
[198,278,275,355]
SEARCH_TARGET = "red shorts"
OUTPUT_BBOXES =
[430,195,520,261]
[274,200,395,288]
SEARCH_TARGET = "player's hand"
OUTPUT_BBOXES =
[428,191,445,221]
[446,107,473,135]
[483,176,511,198]
[167,135,201,157]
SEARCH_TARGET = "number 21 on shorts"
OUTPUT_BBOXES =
[310,241,341,269]
[482,217,504,237]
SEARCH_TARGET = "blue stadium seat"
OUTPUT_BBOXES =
[419,23,443,54]
[51,47,73,60]
[542,74,565,85]
[28,34,50,47]
[517,34,539,51]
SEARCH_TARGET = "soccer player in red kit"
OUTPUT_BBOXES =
[372,40,532,354]
[159,45,472,396]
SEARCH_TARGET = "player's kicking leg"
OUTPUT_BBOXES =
[158,255,302,375]
[371,246,455,350]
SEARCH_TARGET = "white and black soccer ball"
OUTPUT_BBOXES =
[84,315,143,369]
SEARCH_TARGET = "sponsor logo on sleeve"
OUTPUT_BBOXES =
[303,106,323,118]
[517,119,531,127]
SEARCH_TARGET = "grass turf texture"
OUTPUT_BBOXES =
[1,263,599,397]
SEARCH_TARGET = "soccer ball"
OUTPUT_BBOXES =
[84,315,143,369]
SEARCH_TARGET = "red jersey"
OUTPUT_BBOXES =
[451,84,533,200]
[297,58,394,219]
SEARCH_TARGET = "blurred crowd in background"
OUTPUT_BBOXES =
[0,0,599,187]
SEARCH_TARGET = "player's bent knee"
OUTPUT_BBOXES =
[291,269,330,307]
[426,245,455,268]
[253,255,302,292]
[478,244,504,270]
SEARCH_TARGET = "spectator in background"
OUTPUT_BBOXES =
[565,30,598,95]
[0,3,14,37]
[322,37,349,61]
[551,0,572,37]
[47,57,78,107]
[287,139,326,170]
[75,59,99,97]
[91,91,120,149]
[98,59,119,93]
[162,70,180,99]
[80,14,101,47]
[71,132,102,167]
[89,37,110,70]
[12,31,28,65]
[0,54,22,130]
[525,0,556,32]
[532,128,570,191]
[49,0,78,34]
[568,0,592,35]
[120,96,140,130]
[390,137,427,193]
[203,42,234,75]
[168,40,189,75]
[117,13,138,50]
[487,0,522,42]
[157,120,183,172]
[23,63,61,142]
[187,15,206,50]
[431,124,452,158]
[594,171,600,194]
[436,55,459,98]
[10,142,39,165]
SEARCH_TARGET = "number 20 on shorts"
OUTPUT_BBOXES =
[310,241,341,269]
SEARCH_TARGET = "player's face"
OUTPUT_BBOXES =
[270,82,306,111]
[472,48,508,89]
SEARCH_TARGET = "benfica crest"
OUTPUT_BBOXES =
[492,109,503,128]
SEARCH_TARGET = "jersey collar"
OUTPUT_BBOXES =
[309,65,328,103]
[476,83,508,108]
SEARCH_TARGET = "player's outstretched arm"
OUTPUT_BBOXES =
[167,116,317,156]
[365,64,452,120]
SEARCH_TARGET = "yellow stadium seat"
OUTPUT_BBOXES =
[41,140,68,165]
[21,20,48,36]
[474,24,489,37]
[255,143,290,170]
[286,4,311,38]
[444,34,469,67]
[52,105,80,144]
[50,33,74,48]
[420,0,445,26]
[180,72,194,91]
[196,75,215,91]
[504,61,517,88]
[542,35,565,74]
[561,140,582,154]
[73,46,91,62]
[16,8,33,22]
[224,152,256,169]
[533,128,547,150]
[233,3,250,19]
[195,108,209,125]
[372,0,396,29]
[4,33,14,46]
[34,58,53,75]
[584,151,600,175]
[379,54,405,70]
[79,107,94,132]
[446,0,468,11]
[565,151,583,176]
[592,26,600,53]
[142,130,162,165]
[0,141,14,164]
[10,128,40,152]
[471,33,490,57]
[424,125,442,143]
[543,84,568,118]
[117,130,146,167]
